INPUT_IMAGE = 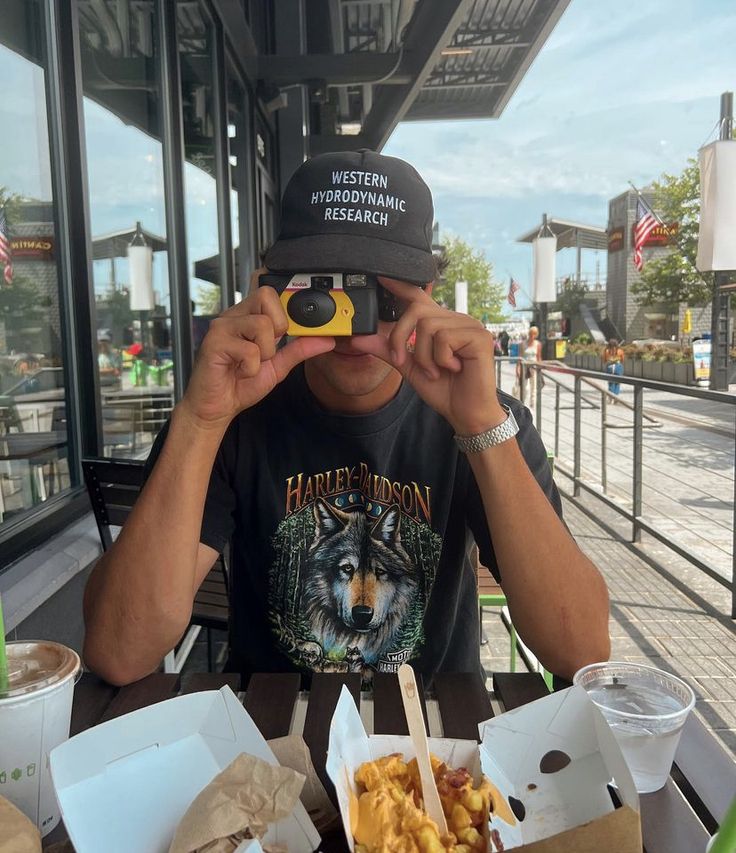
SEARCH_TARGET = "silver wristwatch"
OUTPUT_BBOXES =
[453,405,519,453]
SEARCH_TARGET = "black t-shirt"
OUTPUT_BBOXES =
[145,365,561,682]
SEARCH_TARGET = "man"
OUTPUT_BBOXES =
[97,329,122,388]
[83,150,609,686]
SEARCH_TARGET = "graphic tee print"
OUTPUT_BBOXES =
[268,463,442,679]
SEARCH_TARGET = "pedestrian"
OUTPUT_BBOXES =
[97,329,122,388]
[83,150,609,688]
[517,326,542,405]
[602,337,625,400]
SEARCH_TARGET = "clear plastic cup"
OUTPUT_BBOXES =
[0,641,81,835]
[573,661,696,793]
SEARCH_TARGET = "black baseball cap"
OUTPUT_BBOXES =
[264,149,435,285]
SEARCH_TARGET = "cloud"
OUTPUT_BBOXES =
[385,0,734,292]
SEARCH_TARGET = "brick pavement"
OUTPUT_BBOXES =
[480,492,736,759]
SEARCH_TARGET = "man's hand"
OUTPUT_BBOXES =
[181,274,335,430]
[351,277,505,435]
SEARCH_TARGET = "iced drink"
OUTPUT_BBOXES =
[0,641,81,835]
[574,661,695,793]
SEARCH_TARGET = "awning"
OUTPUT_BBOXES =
[91,226,167,261]
[516,218,608,251]
[193,251,241,285]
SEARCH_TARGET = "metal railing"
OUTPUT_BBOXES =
[494,356,736,617]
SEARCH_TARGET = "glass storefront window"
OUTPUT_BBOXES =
[78,0,174,458]
[178,2,222,346]
[227,64,254,297]
[0,1,72,526]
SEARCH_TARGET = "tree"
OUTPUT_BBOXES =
[197,283,222,315]
[553,277,592,319]
[98,286,135,333]
[0,271,48,318]
[432,235,505,323]
[630,159,718,307]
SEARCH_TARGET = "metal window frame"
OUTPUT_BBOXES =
[224,50,258,294]
[0,0,100,570]
[211,10,236,310]
[156,0,193,399]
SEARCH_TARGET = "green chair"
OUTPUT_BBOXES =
[477,448,557,689]
[478,567,517,672]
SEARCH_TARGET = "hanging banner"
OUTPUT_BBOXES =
[692,337,712,385]
[533,236,557,302]
[455,279,468,314]
[128,244,154,311]
[697,139,736,271]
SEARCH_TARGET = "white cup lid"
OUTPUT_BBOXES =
[1,641,81,700]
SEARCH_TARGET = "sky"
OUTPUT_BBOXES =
[384,0,736,316]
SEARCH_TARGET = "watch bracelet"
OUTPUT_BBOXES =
[453,405,519,453]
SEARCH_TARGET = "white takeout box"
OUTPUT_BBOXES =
[326,684,642,853]
[49,686,320,853]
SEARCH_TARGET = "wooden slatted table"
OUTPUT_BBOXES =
[41,671,733,853]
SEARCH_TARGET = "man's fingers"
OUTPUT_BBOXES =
[432,328,464,373]
[378,275,434,305]
[221,282,289,339]
[213,313,279,361]
[347,332,396,367]
[201,337,265,379]
[271,336,336,381]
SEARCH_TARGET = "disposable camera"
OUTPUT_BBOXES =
[258,272,406,336]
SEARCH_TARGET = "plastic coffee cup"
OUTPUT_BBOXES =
[573,661,695,793]
[0,641,81,835]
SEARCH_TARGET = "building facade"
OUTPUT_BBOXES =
[606,188,711,342]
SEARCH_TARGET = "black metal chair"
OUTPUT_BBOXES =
[82,457,229,671]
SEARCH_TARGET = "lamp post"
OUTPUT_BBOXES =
[127,221,154,357]
[698,92,735,391]
[533,213,557,355]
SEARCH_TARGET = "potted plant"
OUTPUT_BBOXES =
[673,347,693,385]
[622,343,638,377]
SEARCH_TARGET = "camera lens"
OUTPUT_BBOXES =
[288,288,336,328]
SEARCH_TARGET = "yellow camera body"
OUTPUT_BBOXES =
[258,273,380,336]
[279,288,355,336]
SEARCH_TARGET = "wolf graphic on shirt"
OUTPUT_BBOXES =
[302,498,418,666]
[268,470,442,677]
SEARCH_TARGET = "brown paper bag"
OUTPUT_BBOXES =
[267,735,340,834]
[0,796,41,853]
[168,753,305,853]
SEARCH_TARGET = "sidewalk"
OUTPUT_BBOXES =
[481,492,736,759]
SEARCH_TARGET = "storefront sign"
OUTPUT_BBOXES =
[631,221,679,247]
[10,237,54,260]
[692,337,712,385]
[608,226,625,252]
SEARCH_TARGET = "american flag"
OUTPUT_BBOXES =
[0,209,12,285]
[507,277,521,308]
[633,198,658,272]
